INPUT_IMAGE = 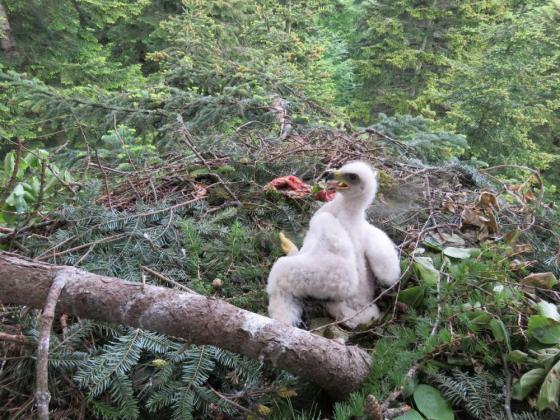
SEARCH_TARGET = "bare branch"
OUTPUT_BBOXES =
[35,269,70,420]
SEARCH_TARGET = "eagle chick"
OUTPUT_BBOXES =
[266,161,400,328]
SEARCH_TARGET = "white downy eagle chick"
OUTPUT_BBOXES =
[266,161,400,328]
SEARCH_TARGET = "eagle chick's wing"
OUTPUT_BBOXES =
[363,224,401,287]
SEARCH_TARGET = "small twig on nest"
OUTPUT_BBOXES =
[309,281,400,332]
[363,128,413,155]
[0,220,64,244]
[480,164,544,206]
[381,364,419,412]
[208,384,262,418]
[36,196,204,260]
[176,114,240,204]
[141,265,198,294]
[34,159,47,215]
[0,331,31,345]
[502,353,514,420]
[0,137,23,204]
[36,233,129,261]
[272,97,293,141]
[36,269,70,420]
[386,405,412,418]
[94,148,113,209]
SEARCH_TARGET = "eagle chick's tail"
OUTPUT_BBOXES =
[279,232,298,256]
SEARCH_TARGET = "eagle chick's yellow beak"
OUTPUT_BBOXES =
[327,170,349,190]
[279,232,297,255]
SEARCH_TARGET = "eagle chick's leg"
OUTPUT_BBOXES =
[326,301,380,329]
[279,231,298,256]
[267,290,302,326]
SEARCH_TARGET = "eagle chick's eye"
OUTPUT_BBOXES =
[347,173,359,182]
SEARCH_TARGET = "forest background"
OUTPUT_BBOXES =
[1,0,560,419]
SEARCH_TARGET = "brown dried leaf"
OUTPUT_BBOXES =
[193,183,209,198]
[520,272,558,289]
[512,244,533,255]
[479,191,500,211]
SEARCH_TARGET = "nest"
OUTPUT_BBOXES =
[16,125,554,275]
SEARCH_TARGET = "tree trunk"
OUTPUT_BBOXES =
[0,252,371,396]
[0,2,17,57]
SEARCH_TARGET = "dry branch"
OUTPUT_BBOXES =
[0,331,31,345]
[36,270,69,420]
[0,252,371,396]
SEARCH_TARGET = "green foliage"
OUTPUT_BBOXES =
[0,147,73,223]
[424,1,560,171]
[511,301,560,412]
[369,114,468,163]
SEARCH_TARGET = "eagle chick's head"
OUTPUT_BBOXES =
[326,161,378,205]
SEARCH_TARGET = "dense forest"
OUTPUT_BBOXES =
[1,0,560,419]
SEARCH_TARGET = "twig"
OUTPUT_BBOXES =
[176,114,240,204]
[0,331,31,345]
[0,138,23,204]
[208,384,261,418]
[386,405,412,418]
[35,196,204,260]
[502,354,514,420]
[94,148,113,209]
[272,97,293,141]
[480,164,543,199]
[34,159,47,215]
[431,260,444,337]
[141,266,198,294]
[381,364,419,412]
[363,128,413,155]
[36,269,70,420]
[309,281,400,332]
[36,233,128,261]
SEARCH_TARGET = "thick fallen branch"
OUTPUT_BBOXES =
[0,252,371,396]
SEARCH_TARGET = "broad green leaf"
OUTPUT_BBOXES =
[489,318,511,350]
[537,301,560,322]
[512,368,546,400]
[527,315,560,344]
[423,236,443,251]
[537,360,560,411]
[12,183,24,197]
[467,311,491,331]
[3,151,15,177]
[521,272,558,289]
[5,183,28,212]
[413,257,440,285]
[439,232,466,246]
[413,384,454,420]
[395,409,425,420]
[398,286,426,308]
[507,350,528,364]
[442,247,479,259]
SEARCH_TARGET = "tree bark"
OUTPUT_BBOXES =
[0,252,371,396]
[0,2,17,57]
